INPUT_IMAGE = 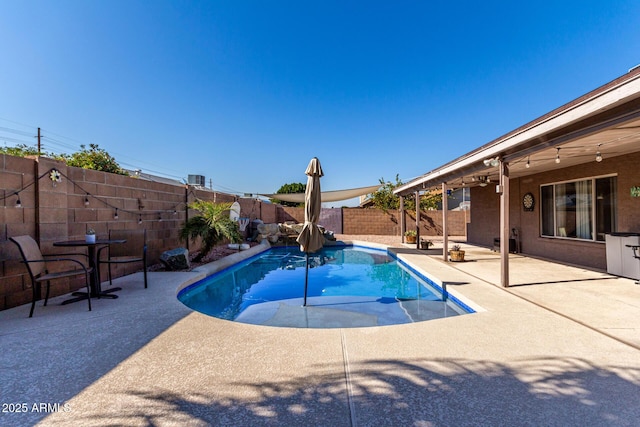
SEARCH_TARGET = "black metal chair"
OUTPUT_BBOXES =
[10,235,92,317]
[97,229,148,289]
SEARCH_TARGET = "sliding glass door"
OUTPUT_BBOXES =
[540,176,616,241]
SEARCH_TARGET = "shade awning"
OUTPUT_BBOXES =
[261,184,381,203]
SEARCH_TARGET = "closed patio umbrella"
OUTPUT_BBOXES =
[296,157,324,306]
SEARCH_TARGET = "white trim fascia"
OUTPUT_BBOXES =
[395,74,640,194]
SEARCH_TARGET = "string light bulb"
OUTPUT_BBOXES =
[525,156,530,168]
[84,195,90,206]
[114,208,119,219]
[555,148,561,164]
[596,144,603,162]
[15,193,22,208]
[138,214,142,225]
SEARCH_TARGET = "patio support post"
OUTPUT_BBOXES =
[415,190,420,249]
[499,160,510,287]
[442,182,448,262]
[400,195,405,243]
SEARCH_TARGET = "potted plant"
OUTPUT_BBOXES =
[449,244,465,262]
[85,228,96,244]
[420,239,433,250]
[404,230,417,244]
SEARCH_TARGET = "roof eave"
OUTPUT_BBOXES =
[394,68,640,196]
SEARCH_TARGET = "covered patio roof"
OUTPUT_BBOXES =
[394,66,640,287]
[394,67,640,195]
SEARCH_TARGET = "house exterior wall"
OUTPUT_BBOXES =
[468,151,640,269]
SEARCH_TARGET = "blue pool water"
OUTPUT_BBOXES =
[178,245,473,328]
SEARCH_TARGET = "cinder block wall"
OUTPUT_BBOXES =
[343,208,400,235]
[343,208,468,236]
[276,206,343,234]
[1,153,469,311]
[278,206,305,223]
[0,155,264,311]
[1,155,38,310]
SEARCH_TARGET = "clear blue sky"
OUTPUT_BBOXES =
[1,1,639,205]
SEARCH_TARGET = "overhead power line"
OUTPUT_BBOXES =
[0,117,258,196]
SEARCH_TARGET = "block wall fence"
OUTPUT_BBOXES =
[1,154,467,311]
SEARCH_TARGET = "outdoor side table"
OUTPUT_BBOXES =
[53,239,126,304]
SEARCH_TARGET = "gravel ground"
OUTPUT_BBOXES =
[150,241,261,271]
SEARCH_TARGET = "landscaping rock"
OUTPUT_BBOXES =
[160,248,190,270]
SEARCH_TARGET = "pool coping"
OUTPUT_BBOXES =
[178,239,483,319]
[175,240,272,295]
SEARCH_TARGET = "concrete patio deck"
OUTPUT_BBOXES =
[2,237,639,426]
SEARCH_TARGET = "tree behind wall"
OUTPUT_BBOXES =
[59,144,127,175]
[270,182,306,207]
[369,175,441,212]
[1,143,128,175]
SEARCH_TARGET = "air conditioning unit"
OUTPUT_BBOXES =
[188,175,205,187]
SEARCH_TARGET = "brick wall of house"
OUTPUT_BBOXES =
[468,151,640,270]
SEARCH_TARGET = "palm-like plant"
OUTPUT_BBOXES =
[180,200,242,262]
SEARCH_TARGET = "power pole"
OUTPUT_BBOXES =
[37,127,41,155]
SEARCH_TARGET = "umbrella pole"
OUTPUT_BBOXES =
[303,253,309,306]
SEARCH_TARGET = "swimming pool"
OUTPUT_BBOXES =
[178,245,474,328]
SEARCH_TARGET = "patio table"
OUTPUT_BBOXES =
[53,239,126,304]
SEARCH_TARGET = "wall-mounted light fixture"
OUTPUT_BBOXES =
[49,169,62,187]
[483,157,500,167]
